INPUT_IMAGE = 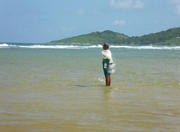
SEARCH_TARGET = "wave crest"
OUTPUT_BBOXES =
[0,43,9,47]
[0,43,180,50]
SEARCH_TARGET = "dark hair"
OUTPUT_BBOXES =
[103,43,109,49]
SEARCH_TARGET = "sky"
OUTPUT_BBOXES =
[0,0,180,43]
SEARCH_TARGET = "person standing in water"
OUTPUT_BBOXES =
[102,43,113,86]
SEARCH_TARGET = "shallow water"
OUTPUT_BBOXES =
[0,47,180,132]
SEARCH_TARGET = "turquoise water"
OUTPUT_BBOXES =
[0,44,180,131]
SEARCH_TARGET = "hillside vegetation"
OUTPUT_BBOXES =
[50,27,180,45]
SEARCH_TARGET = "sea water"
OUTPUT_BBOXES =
[0,43,180,132]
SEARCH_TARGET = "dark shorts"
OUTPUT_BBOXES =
[103,59,111,75]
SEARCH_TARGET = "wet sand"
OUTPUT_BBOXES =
[0,85,180,132]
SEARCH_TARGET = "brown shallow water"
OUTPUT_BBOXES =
[0,48,180,132]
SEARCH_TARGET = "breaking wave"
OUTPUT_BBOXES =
[0,43,180,50]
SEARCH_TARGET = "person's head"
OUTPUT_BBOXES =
[103,43,109,50]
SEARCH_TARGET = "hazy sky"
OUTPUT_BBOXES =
[0,0,180,43]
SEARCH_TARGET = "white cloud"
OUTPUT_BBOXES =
[177,5,180,14]
[112,20,126,26]
[172,0,180,14]
[110,0,144,9]
[76,9,85,15]
[133,0,144,8]
[173,0,180,3]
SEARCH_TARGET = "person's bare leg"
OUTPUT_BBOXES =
[108,74,111,86]
[109,75,111,86]
[106,74,111,86]
[105,74,108,86]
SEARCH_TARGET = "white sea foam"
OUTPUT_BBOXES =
[0,44,102,49]
[110,45,180,50]
[98,77,105,82]
[0,43,9,48]
[0,43,180,50]
[19,45,79,49]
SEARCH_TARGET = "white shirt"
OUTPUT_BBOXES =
[102,49,113,63]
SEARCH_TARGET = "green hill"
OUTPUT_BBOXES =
[49,27,180,45]
[50,30,128,44]
[127,27,180,45]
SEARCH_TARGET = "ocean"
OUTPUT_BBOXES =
[0,43,180,132]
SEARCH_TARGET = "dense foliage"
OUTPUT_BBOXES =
[50,27,180,45]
